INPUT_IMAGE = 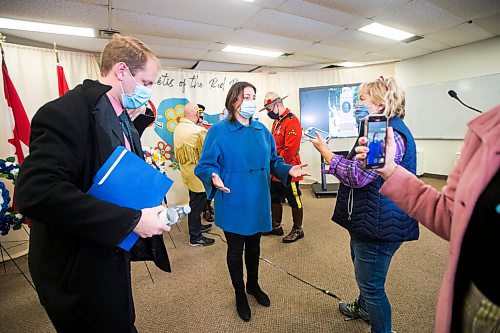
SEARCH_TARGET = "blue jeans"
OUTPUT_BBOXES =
[350,235,402,333]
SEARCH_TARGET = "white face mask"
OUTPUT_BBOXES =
[239,100,257,119]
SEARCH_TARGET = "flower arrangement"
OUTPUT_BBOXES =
[143,145,179,174]
[0,157,27,236]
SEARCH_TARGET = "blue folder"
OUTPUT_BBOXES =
[88,146,173,251]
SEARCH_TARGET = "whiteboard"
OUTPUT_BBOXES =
[405,73,500,139]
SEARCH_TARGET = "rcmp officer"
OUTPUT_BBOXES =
[262,92,304,243]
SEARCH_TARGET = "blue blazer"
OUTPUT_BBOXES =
[195,118,292,235]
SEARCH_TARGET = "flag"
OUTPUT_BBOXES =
[57,64,69,96]
[2,58,30,164]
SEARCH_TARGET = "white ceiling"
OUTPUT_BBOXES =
[1,0,499,72]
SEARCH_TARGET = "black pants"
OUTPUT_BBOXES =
[271,180,302,208]
[188,190,207,242]
[224,231,261,292]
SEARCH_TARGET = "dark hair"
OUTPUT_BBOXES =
[225,82,256,124]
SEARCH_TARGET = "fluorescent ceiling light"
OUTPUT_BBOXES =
[222,45,283,58]
[359,23,414,41]
[0,17,95,37]
[336,62,363,67]
[243,0,255,2]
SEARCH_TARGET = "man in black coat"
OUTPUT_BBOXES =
[15,35,170,332]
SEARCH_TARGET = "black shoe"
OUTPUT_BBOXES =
[189,236,215,247]
[282,227,304,243]
[235,291,251,321]
[200,224,212,233]
[262,226,284,236]
[202,211,214,222]
[246,285,270,307]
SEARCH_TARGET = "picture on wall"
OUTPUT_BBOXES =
[299,84,360,138]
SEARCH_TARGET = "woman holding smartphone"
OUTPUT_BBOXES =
[194,82,307,322]
[355,106,500,333]
[310,76,417,333]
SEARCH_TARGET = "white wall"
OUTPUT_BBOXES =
[396,36,500,175]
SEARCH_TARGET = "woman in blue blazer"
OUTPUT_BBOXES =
[195,82,307,322]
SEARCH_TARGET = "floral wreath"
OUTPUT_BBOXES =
[0,157,27,236]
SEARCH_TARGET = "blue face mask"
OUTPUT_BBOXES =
[121,69,152,109]
[354,104,370,123]
[239,100,257,119]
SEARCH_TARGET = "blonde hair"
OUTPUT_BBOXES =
[99,34,159,76]
[359,76,406,118]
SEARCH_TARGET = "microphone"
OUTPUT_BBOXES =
[448,90,482,113]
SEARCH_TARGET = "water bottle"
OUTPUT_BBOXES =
[158,204,191,225]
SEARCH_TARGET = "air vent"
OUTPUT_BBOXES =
[402,35,423,43]
[99,29,120,38]
[322,64,343,69]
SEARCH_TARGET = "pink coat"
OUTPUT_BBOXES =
[380,105,500,333]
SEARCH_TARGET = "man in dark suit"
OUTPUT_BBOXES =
[15,35,170,332]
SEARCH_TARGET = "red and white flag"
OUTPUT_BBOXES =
[57,64,69,96]
[2,58,30,163]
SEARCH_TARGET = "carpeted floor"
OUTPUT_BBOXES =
[0,177,448,333]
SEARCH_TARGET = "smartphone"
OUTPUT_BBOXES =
[364,115,388,169]
[304,127,331,142]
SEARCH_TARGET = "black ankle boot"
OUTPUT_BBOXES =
[235,291,251,321]
[246,285,270,307]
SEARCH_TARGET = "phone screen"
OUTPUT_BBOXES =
[305,127,331,141]
[364,116,387,169]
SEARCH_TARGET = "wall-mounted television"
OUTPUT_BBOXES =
[299,83,360,138]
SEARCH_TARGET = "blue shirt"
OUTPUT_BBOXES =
[194,118,292,235]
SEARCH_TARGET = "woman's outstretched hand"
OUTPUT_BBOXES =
[212,172,230,193]
[289,163,310,178]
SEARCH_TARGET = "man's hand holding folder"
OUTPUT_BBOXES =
[87,146,174,250]
[134,206,171,238]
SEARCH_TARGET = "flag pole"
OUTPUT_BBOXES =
[0,33,6,59]
[53,41,60,65]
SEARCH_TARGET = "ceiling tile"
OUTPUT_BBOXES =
[131,34,210,50]
[194,61,259,72]
[241,8,343,41]
[295,43,365,61]
[473,13,500,35]
[376,43,433,60]
[284,54,335,63]
[278,0,359,26]
[146,44,209,60]
[375,0,465,35]
[73,0,108,5]
[304,0,411,17]
[202,50,276,66]
[348,52,397,62]
[113,10,235,42]
[266,57,316,67]
[256,0,288,9]
[425,22,495,47]
[221,29,312,53]
[159,58,198,69]
[0,0,107,27]
[2,30,106,53]
[322,29,399,51]
[427,0,500,21]
[113,0,260,28]
[407,37,451,52]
